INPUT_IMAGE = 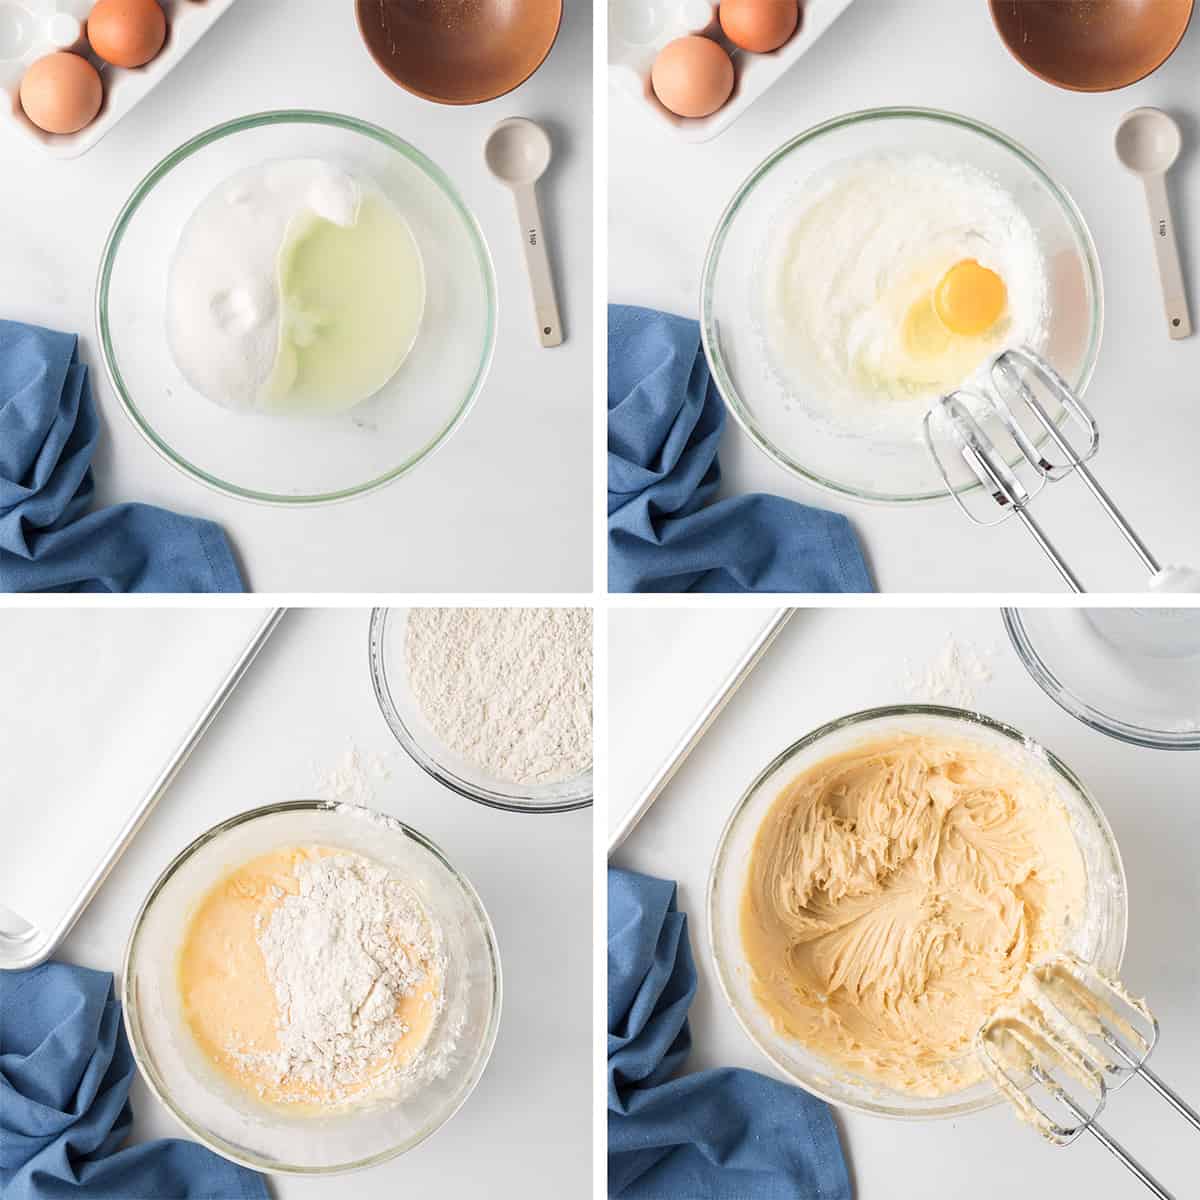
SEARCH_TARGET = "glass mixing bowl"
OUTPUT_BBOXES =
[97,111,497,505]
[123,801,502,1174]
[700,108,1104,503]
[707,705,1127,1120]
[1005,608,1200,751]
[369,608,593,814]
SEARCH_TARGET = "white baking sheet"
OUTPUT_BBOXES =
[607,607,785,845]
[0,609,272,939]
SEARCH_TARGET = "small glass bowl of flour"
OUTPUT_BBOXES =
[123,801,501,1174]
[370,607,593,813]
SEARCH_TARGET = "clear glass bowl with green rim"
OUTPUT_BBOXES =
[700,107,1104,504]
[123,800,502,1174]
[707,704,1127,1120]
[97,111,497,506]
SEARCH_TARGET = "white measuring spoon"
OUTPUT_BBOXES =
[485,118,564,348]
[1116,107,1192,340]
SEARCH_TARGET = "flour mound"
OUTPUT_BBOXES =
[405,608,593,785]
[251,852,440,1098]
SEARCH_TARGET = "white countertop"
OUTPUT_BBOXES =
[0,0,593,594]
[609,606,1200,1199]
[54,607,593,1198]
[609,0,1200,593]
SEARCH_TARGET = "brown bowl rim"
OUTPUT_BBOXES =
[354,0,565,106]
[987,0,1195,93]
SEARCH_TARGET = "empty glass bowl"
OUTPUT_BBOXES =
[123,801,502,1174]
[369,608,593,814]
[700,108,1104,503]
[1005,607,1200,750]
[97,111,497,505]
[707,705,1126,1119]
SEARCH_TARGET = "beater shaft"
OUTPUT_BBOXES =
[1082,1122,1174,1200]
[1134,1062,1200,1133]
[995,348,1162,580]
[1014,508,1084,592]
[1012,508,1089,592]
[1039,428,1162,575]
[1042,1070,1175,1200]
[925,346,1163,590]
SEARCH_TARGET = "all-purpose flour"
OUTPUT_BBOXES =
[249,853,442,1099]
[173,845,450,1109]
[405,608,593,785]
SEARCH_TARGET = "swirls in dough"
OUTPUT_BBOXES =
[740,733,1085,1096]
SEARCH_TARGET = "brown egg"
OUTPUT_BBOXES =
[87,0,167,68]
[720,0,799,53]
[20,52,103,134]
[651,36,734,119]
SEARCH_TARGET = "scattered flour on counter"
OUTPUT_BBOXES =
[406,608,593,785]
[314,744,392,808]
[249,852,443,1101]
[903,635,996,708]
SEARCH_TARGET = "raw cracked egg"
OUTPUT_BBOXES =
[20,52,103,134]
[720,0,799,53]
[762,151,1045,427]
[88,0,167,69]
[901,259,1009,370]
[933,260,1007,336]
[651,36,734,119]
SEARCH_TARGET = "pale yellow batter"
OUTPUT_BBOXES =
[740,733,1086,1096]
[177,845,439,1110]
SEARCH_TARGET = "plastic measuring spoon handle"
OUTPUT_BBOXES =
[511,181,563,348]
[1141,172,1192,340]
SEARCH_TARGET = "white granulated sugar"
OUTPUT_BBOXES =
[405,608,593,785]
[903,635,995,708]
[249,852,442,1101]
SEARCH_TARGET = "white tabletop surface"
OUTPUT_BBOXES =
[609,605,1200,1200]
[0,0,593,594]
[609,0,1200,593]
[52,607,593,1198]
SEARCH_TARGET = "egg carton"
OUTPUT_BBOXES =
[0,0,238,158]
[609,0,856,142]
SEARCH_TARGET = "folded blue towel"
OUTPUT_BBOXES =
[1,962,268,1200]
[0,321,244,593]
[608,868,851,1200]
[608,305,873,593]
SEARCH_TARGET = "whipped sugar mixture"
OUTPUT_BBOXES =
[761,151,1048,442]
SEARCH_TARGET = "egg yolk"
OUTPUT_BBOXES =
[933,260,1007,336]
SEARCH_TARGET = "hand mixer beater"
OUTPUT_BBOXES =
[924,347,1162,592]
[977,954,1199,1198]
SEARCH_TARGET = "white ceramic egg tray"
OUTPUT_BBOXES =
[0,0,238,158]
[609,0,856,142]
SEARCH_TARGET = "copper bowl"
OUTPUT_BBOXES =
[356,0,564,105]
[989,0,1194,92]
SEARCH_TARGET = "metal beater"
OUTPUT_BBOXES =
[924,347,1161,592]
[977,955,1199,1198]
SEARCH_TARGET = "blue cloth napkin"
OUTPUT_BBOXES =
[0,321,244,593]
[609,868,851,1200]
[608,305,873,594]
[1,962,268,1200]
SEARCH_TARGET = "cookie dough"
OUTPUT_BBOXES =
[740,733,1086,1096]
